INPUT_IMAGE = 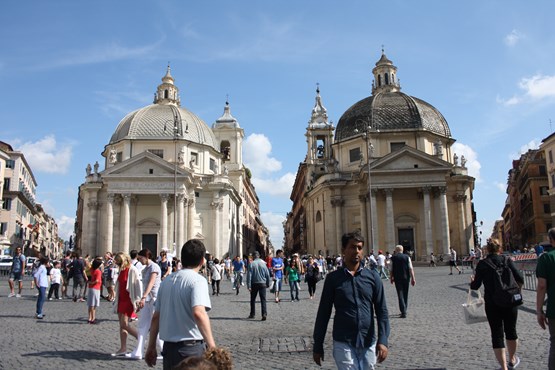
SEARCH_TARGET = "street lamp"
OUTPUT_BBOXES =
[164,105,188,255]
[355,119,378,252]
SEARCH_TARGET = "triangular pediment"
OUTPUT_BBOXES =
[102,151,191,178]
[370,146,451,172]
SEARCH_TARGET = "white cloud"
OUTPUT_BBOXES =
[252,172,296,198]
[498,74,555,106]
[504,29,524,47]
[261,211,286,248]
[509,138,540,159]
[56,215,75,241]
[519,74,555,99]
[15,135,72,174]
[494,181,506,193]
[452,142,481,182]
[31,39,163,70]
[243,133,282,175]
[496,95,521,106]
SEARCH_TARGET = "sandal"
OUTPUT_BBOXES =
[111,351,127,357]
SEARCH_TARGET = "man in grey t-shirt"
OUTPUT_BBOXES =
[145,240,216,369]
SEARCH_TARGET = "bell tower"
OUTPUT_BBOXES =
[305,85,335,188]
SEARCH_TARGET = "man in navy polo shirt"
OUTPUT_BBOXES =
[313,231,390,369]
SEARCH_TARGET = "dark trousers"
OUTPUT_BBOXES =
[485,302,518,348]
[162,341,205,370]
[48,283,60,299]
[307,278,317,297]
[211,279,220,295]
[250,283,267,317]
[394,279,410,315]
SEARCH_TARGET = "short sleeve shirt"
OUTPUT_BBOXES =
[272,257,284,279]
[155,269,211,342]
[11,254,25,273]
[537,249,555,318]
[142,262,162,301]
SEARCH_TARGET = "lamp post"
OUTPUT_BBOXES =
[356,119,377,252]
[165,105,186,256]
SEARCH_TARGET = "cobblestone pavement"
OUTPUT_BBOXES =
[0,266,549,369]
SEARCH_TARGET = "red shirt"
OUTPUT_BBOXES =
[89,269,102,290]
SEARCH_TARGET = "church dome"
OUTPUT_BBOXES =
[335,92,451,141]
[335,52,451,141]
[109,66,218,150]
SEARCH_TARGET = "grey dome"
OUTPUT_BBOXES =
[110,104,218,150]
[335,92,451,141]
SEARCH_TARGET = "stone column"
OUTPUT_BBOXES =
[359,194,368,246]
[331,198,344,255]
[438,187,450,255]
[187,198,195,242]
[105,194,115,254]
[422,186,433,257]
[87,200,100,256]
[177,194,185,256]
[160,194,169,252]
[122,193,131,254]
[385,188,394,250]
[211,199,222,258]
[370,189,378,251]
[455,193,468,254]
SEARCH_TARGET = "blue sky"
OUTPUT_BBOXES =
[1,1,554,247]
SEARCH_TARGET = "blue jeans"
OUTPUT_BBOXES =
[333,340,376,370]
[36,286,47,315]
[289,280,299,300]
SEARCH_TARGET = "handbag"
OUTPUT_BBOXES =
[462,289,488,325]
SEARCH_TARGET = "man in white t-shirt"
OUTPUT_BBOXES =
[377,250,389,279]
[449,247,461,275]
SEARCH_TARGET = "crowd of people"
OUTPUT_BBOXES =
[5,227,555,369]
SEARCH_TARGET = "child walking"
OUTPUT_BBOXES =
[48,261,62,300]
[87,258,103,324]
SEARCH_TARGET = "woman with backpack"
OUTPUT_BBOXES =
[470,239,524,370]
[305,256,320,299]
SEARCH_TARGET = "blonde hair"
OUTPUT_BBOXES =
[394,245,404,253]
[486,239,503,255]
[114,252,131,269]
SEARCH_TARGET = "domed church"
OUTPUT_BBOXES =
[285,51,476,260]
[76,66,268,259]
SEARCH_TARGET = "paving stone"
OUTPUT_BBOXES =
[0,266,549,369]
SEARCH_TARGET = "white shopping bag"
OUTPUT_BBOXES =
[462,289,488,325]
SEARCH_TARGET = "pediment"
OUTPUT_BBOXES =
[370,146,451,172]
[102,151,190,178]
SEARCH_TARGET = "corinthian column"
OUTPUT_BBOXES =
[88,200,100,256]
[422,186,433,256]
[187,198,195,242]
[122,193,131,254]
[385,188,394,249]
[160,194,169,252]
[177,194,185,256]
[331,198,344,255]
[105,194,115,254]
[359,194,368,245]
[438,187,450,255]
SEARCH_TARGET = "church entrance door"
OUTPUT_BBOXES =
[142,234,158,256]
[397,228,415,259]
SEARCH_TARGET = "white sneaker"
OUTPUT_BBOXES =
[8,293,15,297]
[125,353,142,360]
[16,294,21,298]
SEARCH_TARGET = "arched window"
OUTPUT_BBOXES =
[220,140,231,161]
[385,73,389,85]
[316,211,322,222]
[164,89,169,99]
[377,75,382,87]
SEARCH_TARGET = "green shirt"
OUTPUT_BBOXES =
[286,266,300,282]
[536,249,555,318]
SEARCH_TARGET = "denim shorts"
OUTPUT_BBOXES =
[9,271,23,281]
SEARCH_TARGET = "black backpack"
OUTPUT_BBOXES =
[483,256,522,307]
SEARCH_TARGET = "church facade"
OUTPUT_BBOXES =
[285,52,476,260]
[76,67,268,259]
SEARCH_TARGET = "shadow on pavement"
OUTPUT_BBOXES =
[22,350,112,362]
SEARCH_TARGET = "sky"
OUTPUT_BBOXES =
[1,1,554,248]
